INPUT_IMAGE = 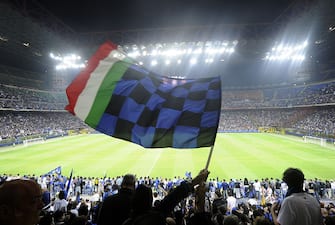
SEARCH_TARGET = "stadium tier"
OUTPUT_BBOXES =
[1,72,335,146]
[0,75,335,143]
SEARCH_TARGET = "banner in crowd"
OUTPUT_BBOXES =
[44,166,61,176]
[66,41,222,148]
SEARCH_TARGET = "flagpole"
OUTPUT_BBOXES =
[65,169,73,199]
[205,145,214,170]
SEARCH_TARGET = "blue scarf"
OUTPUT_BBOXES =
[285,186,303,197]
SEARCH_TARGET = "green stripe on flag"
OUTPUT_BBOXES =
[85,61,131,128]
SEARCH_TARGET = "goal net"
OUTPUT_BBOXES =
[303,136,326,146]
[23,137,45,146]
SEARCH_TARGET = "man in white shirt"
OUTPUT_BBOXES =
[271,168,323,225]
[226,191,237,214]
[253,179,261,200]
[53,190,68,212]
[331,180,335,199]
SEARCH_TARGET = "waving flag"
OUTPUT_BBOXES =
[66,41,221,148]
[65,169,73,198]
[44,166,62,176]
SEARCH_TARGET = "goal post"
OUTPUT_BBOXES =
[303,135,326,146]
[23,137,45,146]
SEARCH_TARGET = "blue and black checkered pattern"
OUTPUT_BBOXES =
[97,64,221,148]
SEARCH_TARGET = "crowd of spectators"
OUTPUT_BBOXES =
[292,107,335,136]
[1,78,335,141]
[1,171,335,225]
[221,81,335,109]
[0,111,87,141]
[0,84,67,110]
[218,106,335,137]
[1,78,335,111]
[1,106,334,142]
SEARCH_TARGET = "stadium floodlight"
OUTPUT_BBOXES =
[291,55,305,61]
[264,41,308,61]
[193,48,203,54]
[205,48,215,54]
[55,62,85,70]
[123,40,237,67]
[151,60,158,66]
[205,58,214,64]
[228,48,235,54]
[221,41,228,46]
[219,47,226,54]
[190,58,197,65]
[128,51,140,58]
[50,53,62,61]
[50,52,86,70]
[205,41,212,47]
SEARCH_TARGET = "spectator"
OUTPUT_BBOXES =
[226,191,237,214]
[0,179,44,225]
[187,182,215,225]
[253,179,261,201]
[254,217,272,225]
[324,215,335,225]
[271,168,323,225]
[39,211,53,225]
[53,210,66,225]
[123,169,209,225]
[53,190,68,212]
[97,174,136,225]
[223,215,239,225]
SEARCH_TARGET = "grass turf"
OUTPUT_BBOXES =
[1,133,334,180]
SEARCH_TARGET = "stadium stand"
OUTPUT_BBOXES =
[221,81,335,109]
[0,70,90,146]
[0,65,45,89]
[1,69,335,145]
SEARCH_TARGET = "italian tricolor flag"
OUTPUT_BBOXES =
[65,41,133,128]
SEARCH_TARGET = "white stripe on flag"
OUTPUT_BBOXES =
[74,50,121,120]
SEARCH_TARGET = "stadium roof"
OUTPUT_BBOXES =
[0,0,334,87]
[34,0,294,32]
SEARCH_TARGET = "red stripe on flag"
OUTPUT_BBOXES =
[65,41,118,114]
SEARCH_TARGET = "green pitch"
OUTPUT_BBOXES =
[1,133,334,180]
